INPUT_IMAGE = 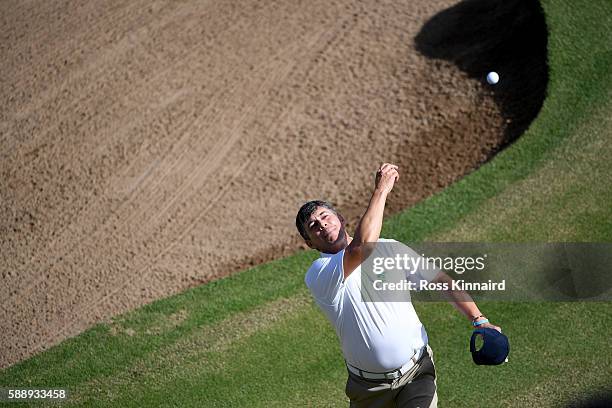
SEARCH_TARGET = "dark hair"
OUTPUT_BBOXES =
[295,200,339,242]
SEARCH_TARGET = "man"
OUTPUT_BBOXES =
[296,163,501,408]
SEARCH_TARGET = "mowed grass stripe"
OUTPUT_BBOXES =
[417,302,611,407]
[431,99,612,242]
[498,350,611,408]
[4,300,606,407]
[75,299,347,407]
[63,300,612,407]
[65,291,314,406]
[496,310,611,408]
[0,255,317,387]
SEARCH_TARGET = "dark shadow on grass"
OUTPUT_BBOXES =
[415,0,548,147]
[565,389,612,408]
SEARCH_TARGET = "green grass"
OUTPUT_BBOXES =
[1,0,611,406]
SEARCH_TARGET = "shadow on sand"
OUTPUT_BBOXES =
[415,0,549,147]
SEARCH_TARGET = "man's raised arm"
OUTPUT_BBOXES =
[343,163,399,279]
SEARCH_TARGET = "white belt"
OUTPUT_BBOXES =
[346,346,427,381]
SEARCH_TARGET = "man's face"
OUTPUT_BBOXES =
[304,206,347,253]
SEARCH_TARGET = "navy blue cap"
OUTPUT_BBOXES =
[470,327,509,365]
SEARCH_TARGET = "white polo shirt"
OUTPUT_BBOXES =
[305,238,439,373]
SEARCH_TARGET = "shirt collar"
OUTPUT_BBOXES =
[319,248,345,258]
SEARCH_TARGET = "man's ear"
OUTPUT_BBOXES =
[338,213,346,226]
[304,238,315,249]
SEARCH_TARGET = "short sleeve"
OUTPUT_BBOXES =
[413,255,441,284]
[384,240,440,288]
[304,250,345,305]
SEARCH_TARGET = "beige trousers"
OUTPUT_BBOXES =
[344,345,438,408]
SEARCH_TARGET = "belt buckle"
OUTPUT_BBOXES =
[384,370,400,380]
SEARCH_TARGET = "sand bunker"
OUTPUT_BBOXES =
[0,0,546,368]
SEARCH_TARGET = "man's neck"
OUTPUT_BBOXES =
[320,234,353,255]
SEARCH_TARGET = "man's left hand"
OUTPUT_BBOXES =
[478,322,502,333]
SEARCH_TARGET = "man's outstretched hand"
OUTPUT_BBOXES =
[343,163,399,279]
[479,321,502,333]
[375,163,399,194]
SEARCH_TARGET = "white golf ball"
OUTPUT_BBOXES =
[486,72,500,85]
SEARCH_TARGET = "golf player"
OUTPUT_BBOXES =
[296,163,501,408]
